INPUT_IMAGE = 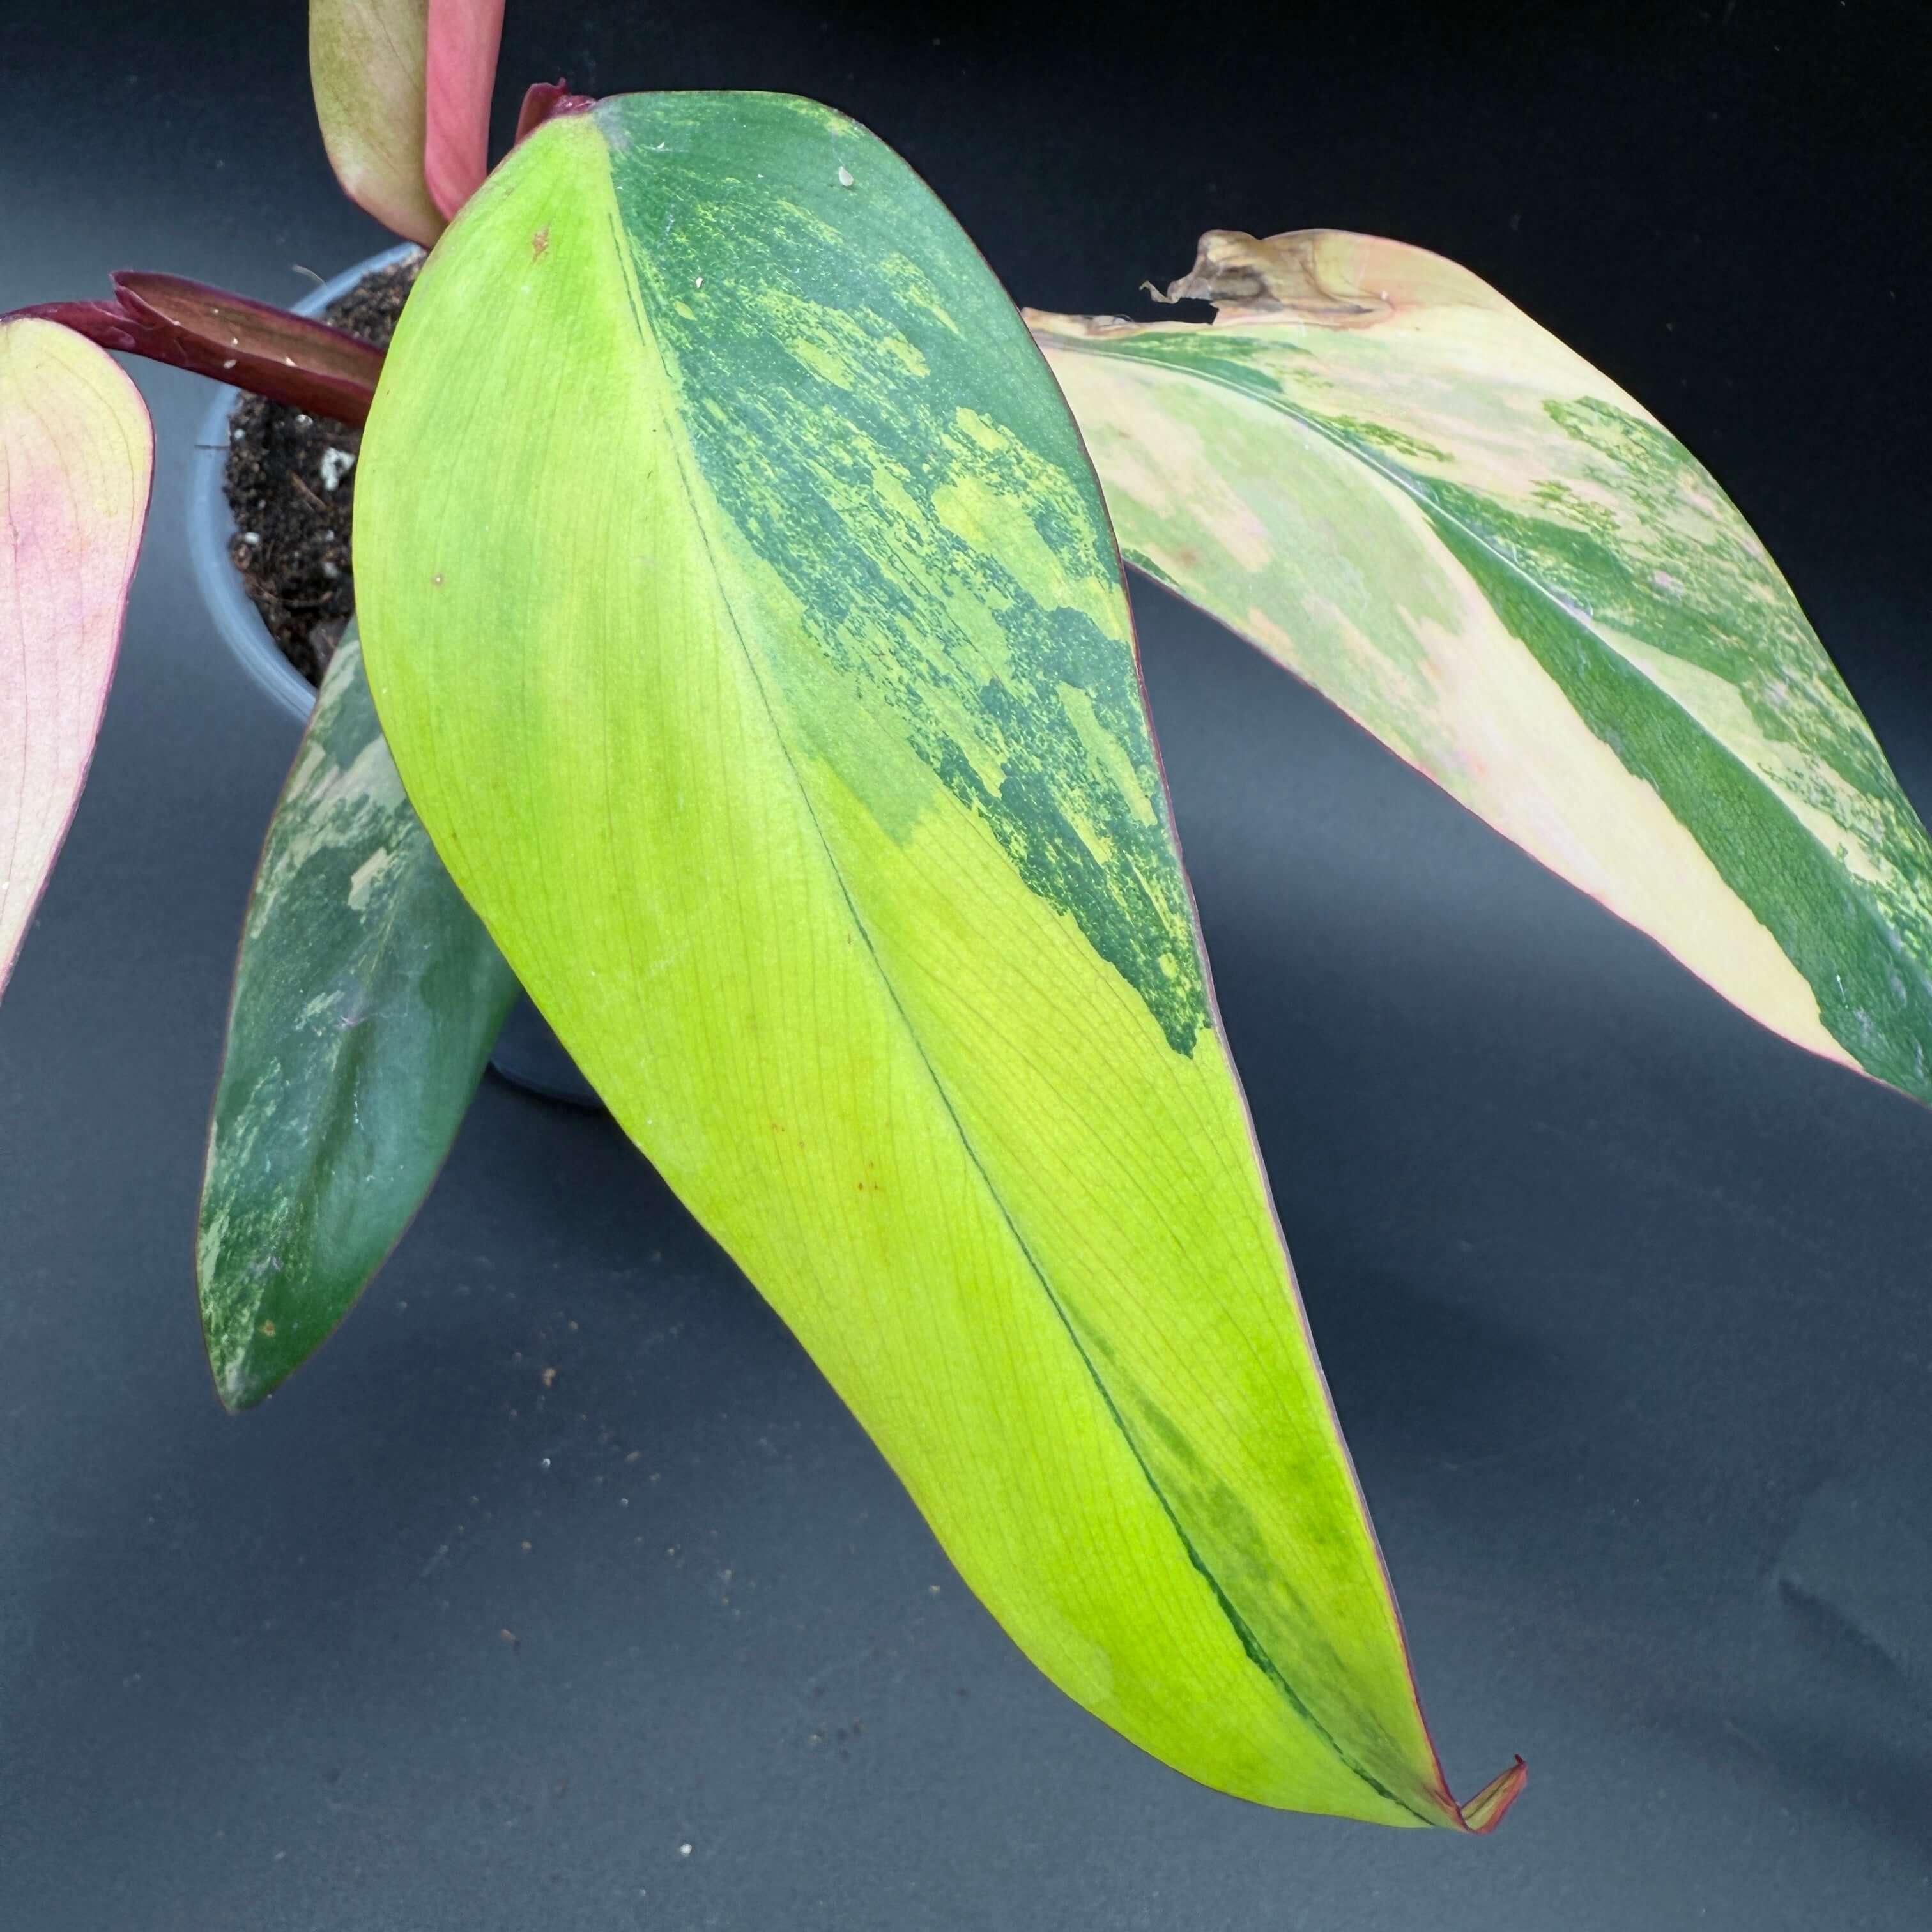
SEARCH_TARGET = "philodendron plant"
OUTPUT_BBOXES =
[5,1,1931,1835]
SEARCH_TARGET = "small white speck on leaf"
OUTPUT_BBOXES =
[694,275,703,289]
[837,164,854,188]
[678,1843,692,1858]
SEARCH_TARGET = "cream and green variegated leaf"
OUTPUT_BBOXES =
[354,91,1522,1828]
[198,624,518,1410]
[1029,230,1932,1107]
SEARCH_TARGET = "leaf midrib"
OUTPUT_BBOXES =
[625,249,1431,1826]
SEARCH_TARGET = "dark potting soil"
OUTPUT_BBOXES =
[221,253,422,687]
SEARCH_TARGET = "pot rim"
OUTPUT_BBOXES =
[185,241,422,725]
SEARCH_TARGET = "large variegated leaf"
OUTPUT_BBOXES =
[198,625,518,1410]
[1028,231,1932,1107]
[0,318,151,1000]
[354,93,1522,1828]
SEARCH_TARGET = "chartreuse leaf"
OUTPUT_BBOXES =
[197,624,517,1410]
[1029,230,1932,1107]
[354,94,1522,1827]
[0,318,151,1000]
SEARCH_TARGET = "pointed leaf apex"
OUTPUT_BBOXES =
[1457,1756,1528,1834]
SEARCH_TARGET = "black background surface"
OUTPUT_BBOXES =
[3,3,1930,1926]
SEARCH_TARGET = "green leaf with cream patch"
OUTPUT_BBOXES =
[197,625,518,1409]
[1029,230,1932,1105]
[353,93,1521,1828]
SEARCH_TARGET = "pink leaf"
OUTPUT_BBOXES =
[0,319,153,999]
[424,0,507,220]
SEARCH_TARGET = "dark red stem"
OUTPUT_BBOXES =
[13,273,385,427]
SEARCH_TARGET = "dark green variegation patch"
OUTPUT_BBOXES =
[198,627,518,1409]
[597,95,1207,1054]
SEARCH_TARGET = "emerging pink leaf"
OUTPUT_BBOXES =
[514,79,596,147]
[424,0,507,220]
[0,319,153,999]
[13,275,383,427]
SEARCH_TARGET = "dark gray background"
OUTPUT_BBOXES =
[3,2,1929,1926]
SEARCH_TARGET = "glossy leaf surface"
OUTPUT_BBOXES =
[1029,231,1932,1107]
[311,0,445,246]
[355,95,1521,1827]
[0,319,151,999]
[198,625,518,1409]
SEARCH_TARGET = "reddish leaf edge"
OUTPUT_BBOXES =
[1457,1755,1528,1834]
[10,274,385,427]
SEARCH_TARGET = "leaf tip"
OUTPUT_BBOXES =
[1456,1754,1527,1834]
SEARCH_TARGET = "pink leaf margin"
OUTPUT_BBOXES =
[0,318,153,998]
